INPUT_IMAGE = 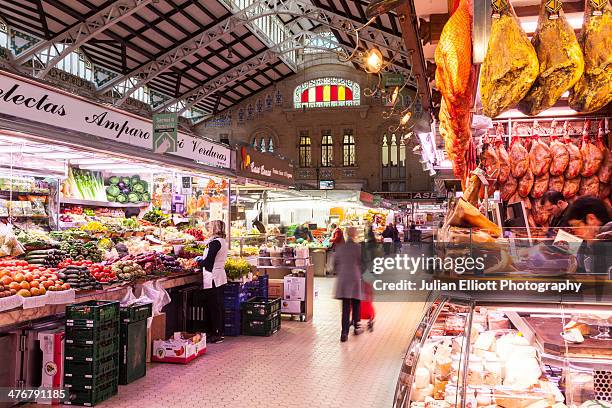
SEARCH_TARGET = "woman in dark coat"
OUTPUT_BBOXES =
[334,227,363,342]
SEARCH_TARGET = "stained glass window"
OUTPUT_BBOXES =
[321,132,333,167]
[390,134,398,167]
[381,134,389,167]
[260,138,266,152]
[268,138,274,153]
[343,130,355,167]
[294,77,360,109]
[399,137,406,167]
[299,132,311,168]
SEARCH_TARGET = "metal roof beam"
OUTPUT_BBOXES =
[14,0,154,79]
[99,0,406,105]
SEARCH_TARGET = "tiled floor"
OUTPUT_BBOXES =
[97,277,425,408]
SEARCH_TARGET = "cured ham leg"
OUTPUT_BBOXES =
[580,121,604,177]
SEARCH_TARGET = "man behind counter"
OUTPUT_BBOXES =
[294,222,314,242]
[540,190,569,237]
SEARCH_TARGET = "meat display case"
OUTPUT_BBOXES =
[393,295,612,408]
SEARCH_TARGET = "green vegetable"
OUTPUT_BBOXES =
[107,195,117,202]
[127,192,140,203]
[130,175,141,185]
[106,185,121,197]
[116,193,128,203]
[132,181,146,193]
[140,192,150,202]
[108,176,120,185]
[69,167,106,201]
[120,177,131,186]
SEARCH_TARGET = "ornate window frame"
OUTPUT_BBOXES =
[293,77,360,109]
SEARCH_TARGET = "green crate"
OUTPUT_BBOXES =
[64,354,118,379]
[119,302,152,323]
[242,311,281,336]
[242,297,281,318]
[119,320,147,385]
[66,301,119,326]
[63,377,117,406]
[65,338,119,362]
[65,321,118,345]
[64,368,118,390]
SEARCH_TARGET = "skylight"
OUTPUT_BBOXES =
[304,32,340,54]
[0,18,9,50]
[114,77,151,105]
[35,43,93,82]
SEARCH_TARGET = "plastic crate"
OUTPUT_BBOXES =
[63,377,118,406]
[66,301,120,326]
[242,297,281,318]
[65,338,119,362]
[241,311,281,336]
[64,368,118,390]
[64,354,118,379]
[119,303,152,323]
[223,292,248,310]
[119,319,147,385]
[223,282,242,295]
[223,308,241,336]
[65,321,118,345]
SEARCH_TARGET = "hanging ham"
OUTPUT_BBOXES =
[596,122,611,184]
[496,125,511,184]
[549,122,569,176]
[548,174,565,193]
[565,133,583,179]
[509,132,529,178]
[529,134,552,176]
[501,175,518,201]
[579,174,600,196]
[600,183,611,200]
[563,177,581,198]
[518,168,535,197]
[580,121,604,177]
[531,172,549,199]
[532,198,551,226]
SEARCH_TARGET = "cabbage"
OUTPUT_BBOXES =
[132,181,146,193]
[140,192,150,202]
[106,185,121,197]
[116,194,128,203]
[127,192,140,203]
[108,176,120,185]
[120,177,131,186]
[130,175,140,185]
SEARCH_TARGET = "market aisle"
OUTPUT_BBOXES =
[98,277,425,408]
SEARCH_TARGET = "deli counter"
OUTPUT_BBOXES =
[394,296,612,408]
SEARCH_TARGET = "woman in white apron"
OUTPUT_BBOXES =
[196,220,228,344]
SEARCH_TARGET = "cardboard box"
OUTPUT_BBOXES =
[152,332,206,364]
[147,312,167,363]
[281,299,301,314]
[37,329,64,405]
[268,279,284,299]
[284,276,306,301]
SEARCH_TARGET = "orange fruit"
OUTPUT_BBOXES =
[0,276,12,286]
[16,289,31,297]
[39,286,46,295]
[61,283,71,290]
[42,281,53,289]
[24,273,34,282]
[8,282,20,291]
[13,273,24,283]
[30,287,40,296]
[30,281,39,288]
[20,281,30,290]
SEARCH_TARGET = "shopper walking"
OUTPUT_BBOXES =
[196,220,229,344]
[382,224,394,255]
[393,223,402,253]
[326,224,344,275]
[334,227,363,342]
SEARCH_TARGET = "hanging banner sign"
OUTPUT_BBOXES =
[237,145,294,187]
[382,73,404,88]
[0,71,230,169]
[152,113,178,153]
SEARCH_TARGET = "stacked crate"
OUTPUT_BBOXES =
[223,283,247,336]
[119,303,152,385]
[63,300,120,406]
[241,296,281,337]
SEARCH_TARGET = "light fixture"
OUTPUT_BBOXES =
[364,48,384,74]
[400,110,412,125]
[390,86,400,105]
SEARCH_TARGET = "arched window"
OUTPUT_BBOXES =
[294,77,360,109]
[268,138,274,153]
[342,130,355,167]
[252,134,276,153]
[299,132,311,167]
[321,132,333,167]
[381,134,389,167]
[381,132,407,191]
[260,138,266,153]
[390,134,398,167]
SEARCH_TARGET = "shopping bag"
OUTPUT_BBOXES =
[360,281,375,321]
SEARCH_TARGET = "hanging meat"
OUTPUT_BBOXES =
[548,174,565,193]
[435,0,475,181]
[580,121,604,177]
[565,123,583,179]
[569,0,612,113]
[509,131,529,178]
[563,177,581,198]
[480,1,538,118]
[549,121,569,176]
[495,124,511,184]
[517,0,585,116]
[482,133,500,180]
[501,175,518,201]
[596,122,611,184]
[532,198,551,226]
[531,172,549,199]
[580,175,600,197]
[509,191,532,211]
[600,182,611,200]
[518,167,535,197]
[528,127,552,176]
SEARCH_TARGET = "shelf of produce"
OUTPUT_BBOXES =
[0,271,200,331]
[0,190,50,196]
[61,198,151,208]
[0,215,49,219]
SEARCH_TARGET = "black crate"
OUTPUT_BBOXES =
[119,303,152,323]
[241,311,281,336]
[223,308,240,337]
[63,377,118,406]
[242,297,281,318]
[64,354,118,379]
[66,301,120,326]
[65,338,119,362]
[64,368,118,390]
[65,321,118,344]
[223,282,242,295]
[119,319,147,385]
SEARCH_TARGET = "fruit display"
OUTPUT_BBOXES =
[106,175,150,203]
[23,249,67,267]
[184,227,205,241]
[58,240,103,262]
[0,259,70,297]
[80,221,107,233]
[181,243,207,258]
[89,264,116,283]
[112,260,146,281]
[160,227,195,243]
[177,258,197,270]
[57,265,100,291]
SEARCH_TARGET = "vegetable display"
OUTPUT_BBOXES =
[224,258,252,281]
[0,259,70,297]
[106,174,150,203]
[58,266,100,291]
[63,167,107,201]
[112,260,146,281]
[24,249,67,268]
[143,207,168,224]
[58,240,103,262]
